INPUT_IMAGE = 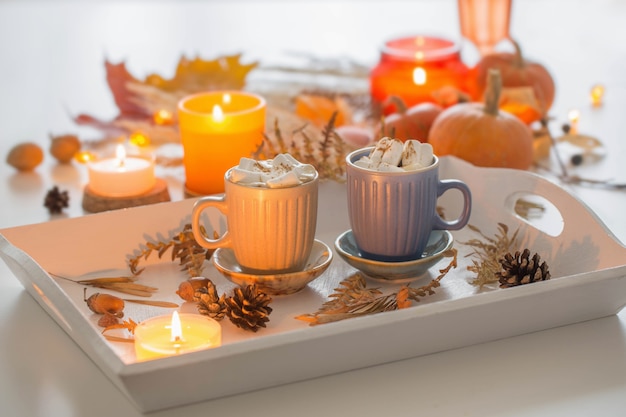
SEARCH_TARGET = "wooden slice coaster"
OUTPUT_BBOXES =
[82,178,171,213]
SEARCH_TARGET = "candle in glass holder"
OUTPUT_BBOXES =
[178,91,266,196]
[370,35,471,112]
[134,311,222,361]
[87,144,156,197]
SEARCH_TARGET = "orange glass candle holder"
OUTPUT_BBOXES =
[370,35,471,111]
[458,0,512,57]
[178,91,266,196]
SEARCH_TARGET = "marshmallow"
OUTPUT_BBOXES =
[401,141,434,170]
[230,154,316,188]
[266,170,301,188]
[368,137,403,168]
[237,157,258,172]
[377,162,405,172]
[354,138,436,173]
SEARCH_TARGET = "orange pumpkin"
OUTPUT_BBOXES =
[378,102,443,142]
[475,40,555,115]
[429,69,534,170]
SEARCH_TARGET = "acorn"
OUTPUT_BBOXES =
[176,277,210,302]
[50,134,81,163]
[84,290,125,318]
[7,142,44,171]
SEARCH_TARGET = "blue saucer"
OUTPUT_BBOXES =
[334,230,453,282]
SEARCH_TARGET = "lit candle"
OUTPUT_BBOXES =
[87,144,156,197]
[134,312,221,361]
[177,91,266,195]
[370,36,471,112]
[568,109,580,135]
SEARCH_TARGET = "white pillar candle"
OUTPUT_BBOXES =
[87,145,156,197]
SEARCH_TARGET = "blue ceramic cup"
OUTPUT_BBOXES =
[346,147,472,262]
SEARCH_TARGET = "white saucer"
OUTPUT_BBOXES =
[212,239,333,296]
[334,230,453,283]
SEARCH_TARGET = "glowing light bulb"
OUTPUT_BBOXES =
[129,131,151,147]
[589,84,605,107]
[153,109,174,125]
[74,150,97,164]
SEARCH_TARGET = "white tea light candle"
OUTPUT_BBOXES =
[87,144,156,197]
[134,312,222,361]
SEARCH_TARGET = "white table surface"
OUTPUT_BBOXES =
[1,1,625,416]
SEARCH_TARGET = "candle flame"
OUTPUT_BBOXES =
[170,311,183,343]
[568,109,580,124]
[568,109,580,134]
[223,93,232,105]
[413,67,427,85]
[590,84,605,106]
[115,144,126,168]
[212,104,225,122]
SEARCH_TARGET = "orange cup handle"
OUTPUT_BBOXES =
[191,195,231,250]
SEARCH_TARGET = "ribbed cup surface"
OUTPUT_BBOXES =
[225,178,318,274]
[347,163,438,261]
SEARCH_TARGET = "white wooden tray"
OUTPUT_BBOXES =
[1,156,625,413]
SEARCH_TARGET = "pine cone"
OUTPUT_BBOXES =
[194,280,227,320]
[497,248,551,288]
[44,186,69,214]
[224,285,273,332]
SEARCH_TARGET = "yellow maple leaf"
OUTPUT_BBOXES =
[144,54,258,93]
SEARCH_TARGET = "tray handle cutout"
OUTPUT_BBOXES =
[506,192,564,237]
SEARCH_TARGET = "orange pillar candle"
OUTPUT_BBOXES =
[370,36,470,112]
[178,91,266,195]
[87,144,156,197]
[134,312,222,361]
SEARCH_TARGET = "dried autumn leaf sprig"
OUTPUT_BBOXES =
[461,223,520,288]
[462,223,552,289]
[261,110,349,181]
[128,223,216,278]
[296,248,457,325]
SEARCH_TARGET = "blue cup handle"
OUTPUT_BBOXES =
[432,180,472,231]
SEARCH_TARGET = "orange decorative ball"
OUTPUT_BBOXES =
[429,69,534,170]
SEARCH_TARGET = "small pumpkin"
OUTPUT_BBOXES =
[378,99,442,142]
[475,40,555,115]
[428,69,534,170]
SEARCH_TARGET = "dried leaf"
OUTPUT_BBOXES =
[461,223,520,288]
[296,249,457,325]
[74,55,258,144]
[128,223,214,278]
[102,318,138,342]
[123,299,179,308]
